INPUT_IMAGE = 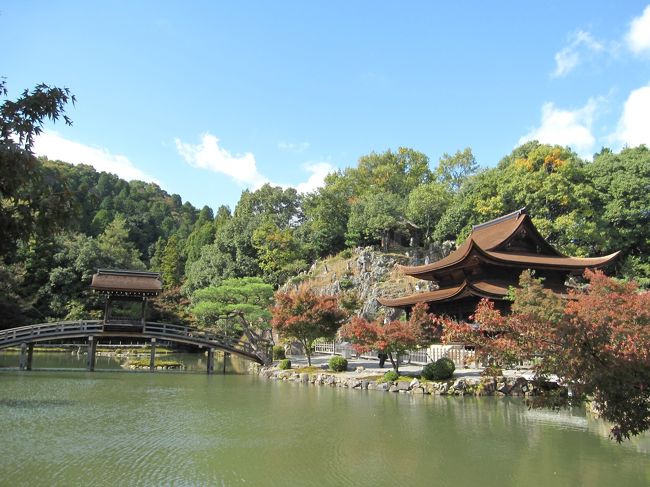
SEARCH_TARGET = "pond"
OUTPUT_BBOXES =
[0,352,648,486]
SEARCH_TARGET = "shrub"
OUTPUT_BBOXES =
[383,370,399,382]
[339,278,354,290]
[272,345,286,360]
[421,357,455,380]
[278,359,292,370]
[328,356,348,372]
[340,249,353,259]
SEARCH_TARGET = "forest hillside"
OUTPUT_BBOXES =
[2,142,649,329]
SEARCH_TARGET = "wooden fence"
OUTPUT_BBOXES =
[313,341,476,368]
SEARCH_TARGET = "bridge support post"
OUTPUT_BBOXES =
[207,348,214,375]
[149,338,156,372]
[87,336,97,371]
[19,343,27,370]
[222,352,229,374]
[26,343,34,371]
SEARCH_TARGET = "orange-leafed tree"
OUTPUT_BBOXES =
[444,270,650,442]
[270,286,348,366]
[340,302,443,374]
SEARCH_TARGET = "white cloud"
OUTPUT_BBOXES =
[34,131,159,183]
[519,99,599,157]
[278,141,310,152]
[175,133,268,189]
[611,82,650,147]
[553,30,604,78]
[294,162,335,194]
[626,5,650,55]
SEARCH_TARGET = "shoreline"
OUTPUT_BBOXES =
[256,354,562,398]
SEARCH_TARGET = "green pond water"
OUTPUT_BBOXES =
[0,352,649,486]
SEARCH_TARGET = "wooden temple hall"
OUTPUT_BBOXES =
[378,209,619,320]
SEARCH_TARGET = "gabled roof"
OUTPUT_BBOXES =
[398,209,619,280]
[90,269,163,296]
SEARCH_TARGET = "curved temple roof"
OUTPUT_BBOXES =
[90,269,163,296]
[377,279,511,308]
[398,209,619,280]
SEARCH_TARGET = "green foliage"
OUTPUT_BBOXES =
[406,182,452,242]
[0,79,76,260]
[272,345,286,360]
[383,370,399,382]
[339,278,354,290]
[97,214,145,270]
[436,147,479,192]
[421,357,455,380]
[278,358,292,370]
[191,277,274,332]
[339,248,353,259]
[328,356,348,372]
[159,235,184,287]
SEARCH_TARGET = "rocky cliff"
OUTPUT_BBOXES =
[284,243,454,320]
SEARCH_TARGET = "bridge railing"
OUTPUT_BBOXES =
[0,320,270,363]
[143,322,270,358]
[0,320,103,345]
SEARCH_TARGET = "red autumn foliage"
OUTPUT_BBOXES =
[339,302,443,373]
[443,269,650,442]
[270,285,348,366]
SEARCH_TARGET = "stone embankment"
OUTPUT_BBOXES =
[259,367,557,397]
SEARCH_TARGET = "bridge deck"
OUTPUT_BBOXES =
[0,320,269,365]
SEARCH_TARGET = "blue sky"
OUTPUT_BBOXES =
[3,1,650,210]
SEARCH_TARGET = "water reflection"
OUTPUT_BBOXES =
[0,356,648,486]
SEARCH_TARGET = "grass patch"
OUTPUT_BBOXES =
[294,366,328,374]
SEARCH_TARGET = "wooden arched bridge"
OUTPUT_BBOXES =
[0,320,271,373]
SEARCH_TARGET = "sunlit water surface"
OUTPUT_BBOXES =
[1,352,648,486]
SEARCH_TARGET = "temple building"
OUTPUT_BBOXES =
[378,209,619,320]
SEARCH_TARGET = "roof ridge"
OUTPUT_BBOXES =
[471,207,526,232]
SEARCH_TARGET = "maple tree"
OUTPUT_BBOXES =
[270,286,348,366]
[443,270,650,442]
[339,303,443,373]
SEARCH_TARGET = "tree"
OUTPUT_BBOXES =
[1,79,76,259]
[433,142,602,255]
[160,235,184,287]
[436,147,479,192]
[192,277,275,363]
[589,146,650,287]
[252,221,307,287]
[443,270,650,442]
[340,303,442,373]
[406,182,452,243]
[97,214,144,270]
[271,286,348,366]
[345,191,404,249]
